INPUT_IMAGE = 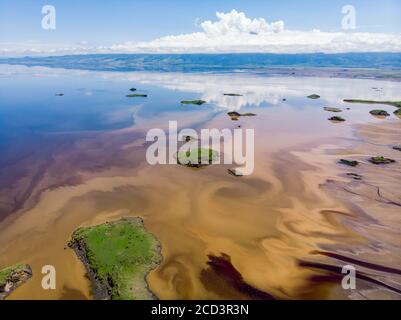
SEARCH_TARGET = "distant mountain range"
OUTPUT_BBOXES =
[1,53,400,73]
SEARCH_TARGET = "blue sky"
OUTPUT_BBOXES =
[0,0,400,54]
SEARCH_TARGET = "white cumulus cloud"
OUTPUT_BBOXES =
[1,9,401,55]
[200,10,285,36]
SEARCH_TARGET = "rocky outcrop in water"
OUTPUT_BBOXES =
[0,264,32,300]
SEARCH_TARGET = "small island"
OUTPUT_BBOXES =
[328,116,345,122]
[343,99,401,108]
[369,156,396,165]
[180,100,206,105]
[227,111,256,121]
[324,107,342,113]
[0,264,32,300]
[307,94,320,99]
[126,94,148,97]
[370,109,390,117]
[224,93,243,96]
[68,218,162,300]
[339,159,359,167]
[176,148,218,168]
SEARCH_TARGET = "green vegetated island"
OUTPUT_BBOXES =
[177,147,219,168]
[68,217,162,300]
[0,264,32,300]
[180,100,206,105]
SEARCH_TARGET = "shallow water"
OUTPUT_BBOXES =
[0,64,400,299]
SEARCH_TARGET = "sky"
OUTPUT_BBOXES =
[0,0,401,55]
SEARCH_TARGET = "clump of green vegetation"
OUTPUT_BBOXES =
[68,218,161,300]
[307,94,320,99]
[224,93,243,96]
[180,100,206,105]
[369,156,396,165]
[343,99,401,108]
[0,264,32,300]
[394,109,401,117]
[176,148,218,168]
[369,109,390,116]
[339,159,359,167]
[126,94,147,97]
[329,116,346,122]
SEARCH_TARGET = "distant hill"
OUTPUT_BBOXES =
[1,53,400,73]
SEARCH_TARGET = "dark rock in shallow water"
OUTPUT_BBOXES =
[393,145,401,151]
[324,107,342,113]
[126,94,147,97]
[227,111,256,121]
[224,93,243,96]
[228,168,245,177]
[394,109,401,117]
[329,116,346,122]
[55,93,64,96]
[184,136,196,142]
[369,156,396,165]
[339,159,359,167]
[129,88,137,92]
[370,109,390,116]
[181,100,206,105]
[307,94,320,99]
[346,173,363,180]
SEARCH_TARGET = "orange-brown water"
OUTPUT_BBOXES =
[1,69,401,300]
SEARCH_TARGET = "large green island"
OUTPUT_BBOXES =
[68,217,162,300]
[0,264,32,300]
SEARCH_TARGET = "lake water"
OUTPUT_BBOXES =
[0,63,401,299]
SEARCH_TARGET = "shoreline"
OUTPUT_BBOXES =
[318,120,401,298]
